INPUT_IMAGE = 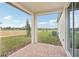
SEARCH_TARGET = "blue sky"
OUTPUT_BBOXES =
[0,3,59,28]
[37,13,59,28]
[0,3,79,28]
[0,3,31,28]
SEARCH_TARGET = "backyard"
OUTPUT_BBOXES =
[0,29,61,57]
[69,31,79,49]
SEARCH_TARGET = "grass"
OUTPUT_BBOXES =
[69,31,79,49]
[1,30,79,56]
[0,35,31,56]
[0,30,26,37]
[0,30,61,57]
[38,31,61,45]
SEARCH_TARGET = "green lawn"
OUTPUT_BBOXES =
[1,30,79,57]
[69,31,79,49]
[0,35,31,56]
[0,30,61,57]
[38,31,61,45]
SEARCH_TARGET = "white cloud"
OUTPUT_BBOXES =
[38,22,47,25]
[0,2,4,3]
[49,19,57,24]
[38,19,57,28]
[4,16,12,20]
[49,20,56,23]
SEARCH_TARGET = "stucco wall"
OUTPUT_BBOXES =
[58,9,66,47]
[58,8,72,56]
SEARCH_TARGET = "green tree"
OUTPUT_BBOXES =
[25,19,31,37]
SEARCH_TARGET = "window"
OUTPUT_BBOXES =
[67,2,79,57]
[67,3,73,56]
[74,2,79,57]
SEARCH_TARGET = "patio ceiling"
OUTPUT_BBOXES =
[8,2,70,15]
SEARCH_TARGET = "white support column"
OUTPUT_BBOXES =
[31,14,38,43]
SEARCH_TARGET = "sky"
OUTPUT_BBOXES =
[0,3,79,28]
[37,13,58,28]
[0,3,31,28]
[70,10,79,28]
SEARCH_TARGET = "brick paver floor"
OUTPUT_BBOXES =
[9,43,67,57]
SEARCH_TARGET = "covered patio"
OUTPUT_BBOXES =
[9,43,67,57]
[7,2,69,44]
[6,2,70,57]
